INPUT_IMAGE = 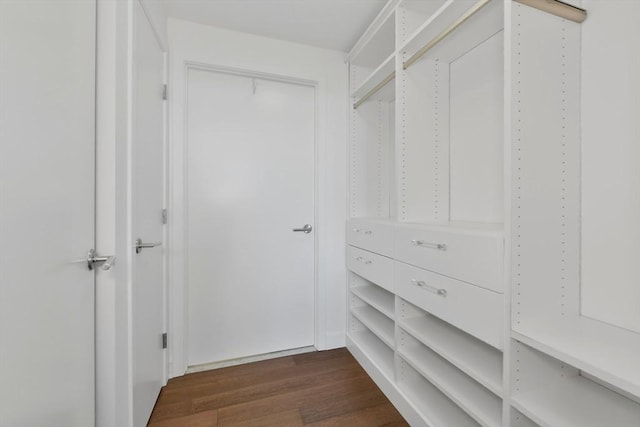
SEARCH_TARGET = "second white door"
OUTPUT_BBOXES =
[187,69,316,366]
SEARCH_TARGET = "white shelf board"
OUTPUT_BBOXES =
[349,329,395,379]
[399,360,481,427]
[351,306,395,348]
[400,0,449,16]
[352,52,395,100]
[348,4,396,68]
[400,314,503,396]
[351,285,395,320]
[400,0,503,65]
[399,346,502,427]
[513,316,640,397]
[512,375,640,427]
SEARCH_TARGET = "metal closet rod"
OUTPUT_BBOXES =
[402,0,587,71]
[353,70,396,109]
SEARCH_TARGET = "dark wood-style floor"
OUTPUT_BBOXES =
[148,348,408,426]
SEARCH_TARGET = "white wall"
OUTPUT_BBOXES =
[96,1,168,426]
[167,19,348,377]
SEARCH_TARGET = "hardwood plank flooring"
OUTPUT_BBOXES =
[148,348,408,426]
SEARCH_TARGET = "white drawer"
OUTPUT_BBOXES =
[394,261,503,349]
[394,224,503,292]
[346,219,394,257]
[347,246,393,293]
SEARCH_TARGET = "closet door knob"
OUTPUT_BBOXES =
[292,224,313,233]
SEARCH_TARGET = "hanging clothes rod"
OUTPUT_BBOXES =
[403,0,492,70]
[514,0,586,23]
[403,0,587,71]
[353,71,396,109]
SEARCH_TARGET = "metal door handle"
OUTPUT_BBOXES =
[87,249,116,271]
[135,238,162,254]
[292,224,313,233]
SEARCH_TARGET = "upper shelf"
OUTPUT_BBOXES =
[348,5,396,69]
[401,0,503,68]
[352,52,396,108]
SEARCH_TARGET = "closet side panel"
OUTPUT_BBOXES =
[580,0,640,333]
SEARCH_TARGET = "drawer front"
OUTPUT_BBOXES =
[394,225,503,292]
[346,219,394,257]
[395,261,503,349]
[347,246,393,293]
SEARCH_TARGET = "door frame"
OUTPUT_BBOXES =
[168,61,322,376]
[95,1,169,425]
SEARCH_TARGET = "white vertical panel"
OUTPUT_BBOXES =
[580,0,640,333]
[132,2,166,425]
[510,3,582,325]
[352,100,392,218]
[449,31,504,223]
[399,57,450,222]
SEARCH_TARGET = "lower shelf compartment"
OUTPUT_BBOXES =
[398,359,481,427]
[398,329,502,427]
[511,340,640,427]
[349,328,394,379]
[351,304,395,348]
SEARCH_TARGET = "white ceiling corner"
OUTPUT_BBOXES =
[162,0,388,52]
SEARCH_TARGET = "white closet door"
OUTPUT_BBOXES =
[0,1,96,426]
[132,2,166,426]
[187,69,315,366]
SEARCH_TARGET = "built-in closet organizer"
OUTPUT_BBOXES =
[346,1,640,426]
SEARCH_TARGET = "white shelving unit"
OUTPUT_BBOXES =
[398,299,503,397]
[398,359,481,427]
[351,282,395,319]
[351,304,395,348]
[511,341,640,427]
[399,329,502,427]
[346,0,640,426]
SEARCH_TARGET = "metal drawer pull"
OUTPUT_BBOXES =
[411,279,447,297]
[353,256,372,265]
[411,239,447,251]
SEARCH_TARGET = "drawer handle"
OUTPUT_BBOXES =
[353,256,372,265]
[411,239,447,251]
[353,228,374,236]
[411,279,447,297]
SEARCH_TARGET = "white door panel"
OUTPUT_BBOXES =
[187,69,315,366]
[132,3,165,426]
[0,1,96,426]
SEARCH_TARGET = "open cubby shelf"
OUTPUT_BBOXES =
[351,305,395,348]
[351,283,395,320]
[348,328,395,379]
[398,329,502,427]
[399,301,503,397]
[511,341,640,427]
[398,359,481,427]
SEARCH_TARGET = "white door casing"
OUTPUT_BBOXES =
[0,1,96,426]
[131,2,166,425]
[186,68,316,366]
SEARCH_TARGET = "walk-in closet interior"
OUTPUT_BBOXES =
[346,0,639,426]
[2,0,639,426]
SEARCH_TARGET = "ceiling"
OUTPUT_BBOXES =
[162,0,388,52]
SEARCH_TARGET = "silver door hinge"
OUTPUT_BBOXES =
[162,209,167,224]
[162,84,168,101]
[162,332,168,349]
